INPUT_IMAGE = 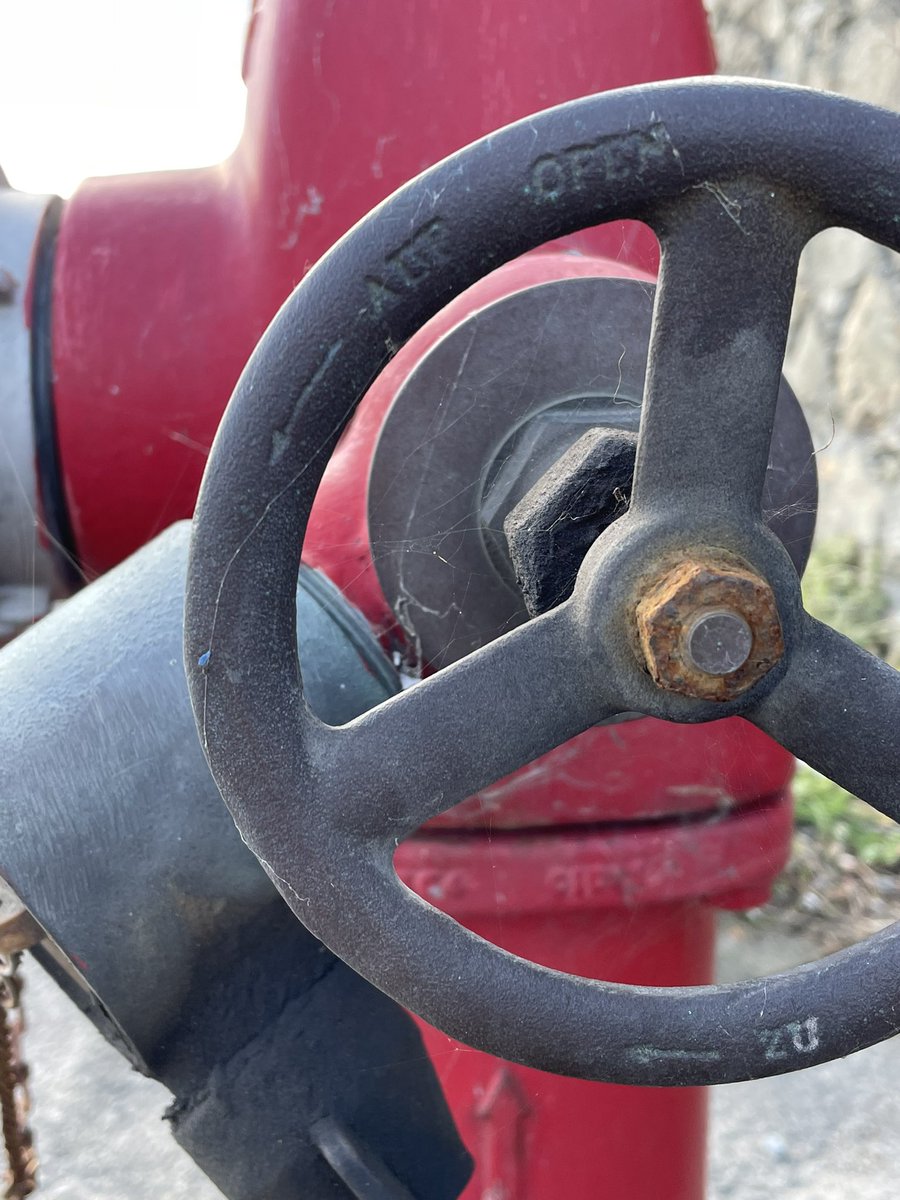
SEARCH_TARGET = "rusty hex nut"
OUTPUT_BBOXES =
[635,555,784,702]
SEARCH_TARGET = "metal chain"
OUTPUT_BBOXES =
[0,955,36,1198]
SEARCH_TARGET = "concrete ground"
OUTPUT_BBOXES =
[17,919,900,1199]
[709,919,900,1199]
[20,964,219,1200]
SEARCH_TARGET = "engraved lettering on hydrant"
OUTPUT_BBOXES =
[546,865,606,901]
[757,1016,820,1061]
[474,1068,531,1200]
[528,122,673,203]
[270,340,344,465]
[364,217,451,315]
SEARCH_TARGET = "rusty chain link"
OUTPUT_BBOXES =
[0,955,36,1198]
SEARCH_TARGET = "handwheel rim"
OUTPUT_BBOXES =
[185,78,900,1085]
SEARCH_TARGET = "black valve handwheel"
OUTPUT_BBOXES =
[185,79,900,1086]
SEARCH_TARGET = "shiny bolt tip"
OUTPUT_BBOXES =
[685,609,753,676]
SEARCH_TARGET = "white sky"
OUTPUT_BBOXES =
[0,0,250,195]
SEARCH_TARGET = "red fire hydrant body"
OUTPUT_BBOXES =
[20,3,795,1196]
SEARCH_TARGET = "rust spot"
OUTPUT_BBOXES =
[635,553,784,701]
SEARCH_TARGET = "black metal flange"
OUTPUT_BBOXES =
[185,79,900,1087]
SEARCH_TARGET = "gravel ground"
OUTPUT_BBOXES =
[17,918,900,1199]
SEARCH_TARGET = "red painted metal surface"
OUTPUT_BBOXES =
[398,792,793,914]
[51,0,714,581]
[436,715,793,829]
[396,793,793,1199]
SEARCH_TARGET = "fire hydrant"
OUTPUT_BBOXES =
[0,3,840,1198]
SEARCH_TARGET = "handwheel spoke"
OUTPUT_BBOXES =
[313,601,622,842]
[750,615,900,824]
[632,183,811,522]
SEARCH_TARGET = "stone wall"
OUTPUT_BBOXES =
[706,0,900,634]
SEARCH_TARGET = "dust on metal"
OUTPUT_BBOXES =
[635,554,784,701]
